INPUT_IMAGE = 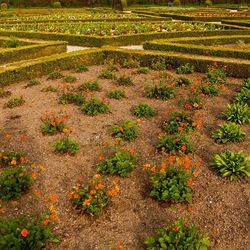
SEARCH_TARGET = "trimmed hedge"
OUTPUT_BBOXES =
[0,29,249,47]
[0,41,67,65]
[143,35,250,60]
[222,20,250,28]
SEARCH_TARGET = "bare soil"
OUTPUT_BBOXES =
[0,65,249,250]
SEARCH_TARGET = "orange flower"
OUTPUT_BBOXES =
[83,199,91,206]
[98,155,104,161]
[187,207,193,212]
[119,127,124,132]
[161,163,166,169]
[51,122,56,127]
[31,172,37,179]
[19,173,24,177]
[73,193,79,199]
[181,145,187,151]
[0,207,5,213]
[193,172,199,177]
[193,103,199,108]
[43,218,49,225]
[160,168,165,174]
[150,165,156,173]
[187,180,193,187]
[129,149,135,155]
[196,160,202,168]
[50,194,57,202]
[116,242,123,250]
[178,127,184,132]
[169,155,175,163]
[90,190,96,195]
[108,186,119,196]
[66,193,72,199]
[172,226,179,232]
[21,229,29,237]
[143,163,151,170]
[10,158,17,166]
[184,162,190,169]
[50,213,57,221]
[95,183,105,190]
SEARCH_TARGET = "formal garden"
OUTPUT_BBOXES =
[0,0,249,249]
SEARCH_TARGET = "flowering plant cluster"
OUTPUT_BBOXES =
[0,150,26,167]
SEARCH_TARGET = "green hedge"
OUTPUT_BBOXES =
[222,20,250,27]
[0,41,67,65]
[143,36,250,60]
[0,29,249,47]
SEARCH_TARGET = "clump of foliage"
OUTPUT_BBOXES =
[176,64,194,74]
[242,78,250,89]
[200,82,220,96]
[122,59,140,69]
[2,38,20,48]
[68,175,119,215]
[212,122,246,144]
[24,79,40,88]
[145,220,210,250]
[64,75,77,83]
[78,81,101,91]
[0,215,56,250]
[175,77,191,87]
[40,86,57,92]
[183,95,203,110]
[115,76,133,86]
[133,103,157,118]
[81,98,109,116]
[52,1,61,8]
[107,89,125,100]
[157,134,193,154]
[47,71,63,80]
[58,92,84,106]
[0,88,11,98]
[97,150,136,177]
[111,120,139,141]
[53,137,80,155]
[223,103,250,124]
[151,58,167,71]
[75,62,88,73]
[3,97,25,109]
[0,151,26,167]
[99,69,116,79]
[135,67,150,74]
[236,87,250,106]
[0,166,33,200]
[211,151,250,181]
[144,82,175,101]
[206,68,227,85]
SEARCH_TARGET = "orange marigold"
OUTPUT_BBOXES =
[21,228,29,237]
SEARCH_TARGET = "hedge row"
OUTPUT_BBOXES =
[222,20,250,27]
[0,29,249,47]
[0,46,249,87]
[0,41,67,65]
[0,36,32,47]
[143,36,250,60]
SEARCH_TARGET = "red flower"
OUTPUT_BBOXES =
[187,180,193,187]
[21,229,29,237]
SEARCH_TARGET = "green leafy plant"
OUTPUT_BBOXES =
[211,151,250,181]
[236,88,250,106]
[58,92,84,106]
[223,103,250,124]
[133,103,157,118]
[99,69,116,79]
[63,75,77,83]
[0,167,33,200]
[0,151,26,167]
[40,86,57,92]
[175,77,191,86]
[135,67,150,74]
[243,78,250,89]
[111,120,139,141]
[75,62,88,73]
[176,64,193,74]
[206,68,227,85]
[151,58,167,71]
[52,1,61,8]
[68,175,118,215]
[0,215,56,250]
[122,59,140,69]
[144,82,175,101]
[0,88,11,98]
[2,38,20,48]
[183,95,203,110]
[115,76,133,86]
[107,90,125,100]
[81,98,109,116]
[3,97,25,109]
[97,150,136,177]
[150,166,193,203]
[157,134,193,154]
[40,112,68,135]
[212,122,246,144]
[24,79,40,88]
[53,137,80,155]
[47,71,63,80]
[78,81,101,91]
[145,220,210,250]
[200,82,220,96]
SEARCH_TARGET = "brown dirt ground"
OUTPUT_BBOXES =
[0,65,249,250]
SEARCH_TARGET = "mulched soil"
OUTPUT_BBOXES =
[0,65,249,250]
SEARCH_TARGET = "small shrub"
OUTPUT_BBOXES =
[200,82,220,96]
[183,95,203,110]
[58,92,84,106]
[150,166,192,203]
[104,58,119,72]
[145,220,210,250]
[236,88,250,106]
[157,134,193,154]
[47,71,63,80]
[133,103,157,118]
[68,175,118,215]
[116,76,133,86]
[52,1,61,8]
[223,103,250,124]
[0,88,11,98]
[212,122,246,144]
[24,79,40,88]
[135,67,150,74]
[144,82,175,101]
[78,81,101,91]
[175,77,191,87]
[243,78,250,89]
[0,151,26,167]
[0,167,33,200]
[75,62,88,73]
[64,75,77,83]
[3,97,25,109]
[205,0,213,6]
[111,120,139,141]
[176,64,193,74]
[107,90,125,100]
[206,68,227,85]
[81,98,109,116]
[2,38,20,48]
[99,70,116,79]
[122,59,140,68]
[53,137,80,155]
[97,150,136,177]
[40,86,57,92]
[151,58,167,71]
[173,0,181,6]
[0,216,55,250]
[0,3,8,10]
[40,112,68,135]
[211,151,250,181]
[163,111,200,134]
